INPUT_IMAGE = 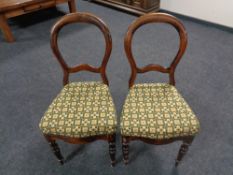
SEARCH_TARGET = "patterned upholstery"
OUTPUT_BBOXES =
[39,82,117,138]
[121,83,200,139]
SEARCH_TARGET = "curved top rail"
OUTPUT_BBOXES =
[50,12,112,86]
[124,13,188,88]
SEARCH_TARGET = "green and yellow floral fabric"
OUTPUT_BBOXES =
[121,83,200,139]
[39,82,117,138]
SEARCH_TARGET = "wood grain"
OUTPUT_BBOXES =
[123,13,194,166]
[46,13,115,165]
[0,0,76,42]
[92,0,160,15]
[124,13,188,87]
[50,12,112,86]
[0,14,14,42]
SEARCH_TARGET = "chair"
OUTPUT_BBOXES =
[39,12,117,166]
[121,13,200,166]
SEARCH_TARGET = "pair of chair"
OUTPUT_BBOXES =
[39,12,200,167]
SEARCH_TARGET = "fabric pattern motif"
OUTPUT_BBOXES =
[121,83,200,139]
[39,82,117,138]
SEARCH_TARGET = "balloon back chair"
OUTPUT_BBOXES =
[121,13,200,166]
[39,13,117,166]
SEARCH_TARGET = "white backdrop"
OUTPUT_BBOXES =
[161,0,233,28]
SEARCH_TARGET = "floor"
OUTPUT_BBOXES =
[0,1,233,175]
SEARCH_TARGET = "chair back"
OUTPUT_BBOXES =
[51,12,112,86]
[124,13,188,88]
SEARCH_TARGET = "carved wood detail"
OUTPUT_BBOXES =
[91,0,160,15]
[43,13,115,165]
[50,12,112,86]
[122,137,129,164]
[123,13,195,166]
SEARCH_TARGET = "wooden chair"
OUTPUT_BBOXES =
[39,12,117,166]
[121,13,200,166]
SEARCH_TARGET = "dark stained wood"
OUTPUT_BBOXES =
[47,139,64,165]
[123,135,194,145]
[124,12,188,88]
[123,13,195,166]
[45,134,114,144]
[45,13,115,166]
[0,0,76,42]
[175,137,194,166]
[122,137,129,164]
[92,0,160,15]
[50,12,112,86]
[108,134,116,166]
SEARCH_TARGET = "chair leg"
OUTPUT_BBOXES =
[175,137,194,167]
[122,137,129,165]
[47,139,64,165]
[108,134,116,166]
[68,0,76,13]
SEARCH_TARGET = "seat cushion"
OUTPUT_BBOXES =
[39,82,117,138]
[121,83,200,139]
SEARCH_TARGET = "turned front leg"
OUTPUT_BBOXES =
[122,137,129,164]
[175,137,194,166]
[108,134,116,166]
[48,140,64,165]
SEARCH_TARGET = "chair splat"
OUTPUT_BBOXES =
[50,12,112,86]
[124,13,188,87]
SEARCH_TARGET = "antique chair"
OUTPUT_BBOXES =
[39,12,117,166]
[121,13,200,166]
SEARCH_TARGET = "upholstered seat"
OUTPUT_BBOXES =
[121,83,200,139]
[40,82,117,138]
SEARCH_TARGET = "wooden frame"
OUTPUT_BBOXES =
[44,12,116,166]
[0,0,76,42]
[122,13,195,166]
